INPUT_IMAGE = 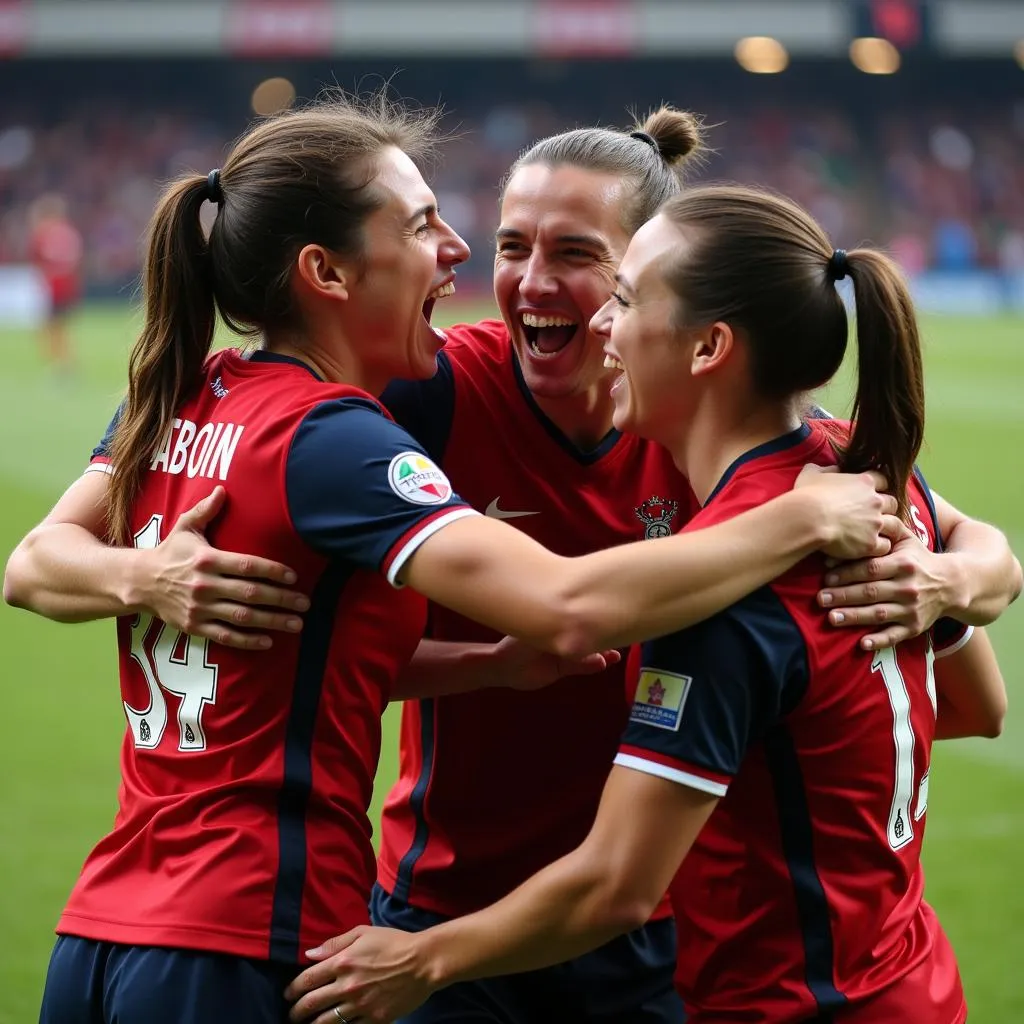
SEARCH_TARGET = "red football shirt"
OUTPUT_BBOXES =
[375,320,699,916]
[65,350,475,961]
[616,423,967,1023]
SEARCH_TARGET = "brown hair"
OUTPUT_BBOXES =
[659,184,925,514]
[106,92,441,543]
[501,105,705,235]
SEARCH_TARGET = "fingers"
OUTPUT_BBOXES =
[862,470,889,494]
[172,486,226,533]
[823,602,905,628]
[822,557,899,589]
[199,575,310,613]
[860,624,912,651]
[188,621,274,650]
[212,553,301,588]
[868,537,892,558]
[877,494,899,517]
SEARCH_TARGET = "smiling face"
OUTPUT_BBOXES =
[591,214,697,446]
[493,164,633,401]
[345,146,470,385]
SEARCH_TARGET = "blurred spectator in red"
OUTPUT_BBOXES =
[28,193,83,374]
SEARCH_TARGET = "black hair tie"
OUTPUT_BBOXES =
[205,168,224,206]
[827,248,849,282]
[630,130,659,156]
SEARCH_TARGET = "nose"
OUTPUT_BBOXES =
[439,220,471,267]
[519,252,557,301]
[590,297,614,338]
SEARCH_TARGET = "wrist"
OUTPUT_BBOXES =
[938,552,972,620]
[787,489,833,553]
[117,547,156,616]
[412,926,459,991]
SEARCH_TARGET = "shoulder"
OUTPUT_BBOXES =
[442,319,511,370]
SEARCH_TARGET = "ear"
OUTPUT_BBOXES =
[294,243,350,302]
[690,321,735,378]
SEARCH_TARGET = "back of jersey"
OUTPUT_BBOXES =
[62,350,424,962]
[620,424,967,1022]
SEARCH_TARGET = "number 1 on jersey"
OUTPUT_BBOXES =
[872,646,934,851]
[125,515,219,751]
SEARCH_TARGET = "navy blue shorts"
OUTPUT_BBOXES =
[38,935,298,1024]
[371,884,685,1024]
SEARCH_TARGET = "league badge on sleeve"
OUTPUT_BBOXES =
[388,452,454,505]
[630,668,691,731]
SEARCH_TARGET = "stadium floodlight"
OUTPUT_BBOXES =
[734,36,789,74]
[251,77,297,116]
[849,36,901,74]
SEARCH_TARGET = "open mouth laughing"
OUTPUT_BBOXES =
[520,311,580,358]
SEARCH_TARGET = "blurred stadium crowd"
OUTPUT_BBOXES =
[2,66,1023,295]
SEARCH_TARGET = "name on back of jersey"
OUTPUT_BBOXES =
[150,418,244,480]
[630,668,692,732]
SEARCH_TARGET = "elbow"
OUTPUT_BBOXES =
[980,699,1007,739]
[3,544,32,610]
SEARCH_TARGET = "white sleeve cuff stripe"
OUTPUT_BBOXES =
[934,624,975,659]
[386,507,480,587]
[614,753,729,797]
[85,462,113,475]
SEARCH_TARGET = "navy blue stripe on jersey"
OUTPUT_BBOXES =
[248,350,324,379]
[621,586,810,792]
[286,398,467,572]
[911,465,943,553]
[381,351,457,463]
[764,725,847,1016]
[269,560,354,961]
[92,402,124,461]
[391,697,436,904]
[705,423,812,505]
[510,347,621,465]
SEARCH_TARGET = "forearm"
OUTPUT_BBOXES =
[415,851,643,987]
[3,523,147,621]
[934,628,1006,740]
[554,489,829,654]
[939,520,1022,625]
[392,640,504,700]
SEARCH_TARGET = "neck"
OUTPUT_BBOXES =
[532,376,618,451]
[668,395,803,506]
[263,331,382,395]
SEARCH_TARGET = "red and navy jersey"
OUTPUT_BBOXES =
[376,319,700,916]
[616,423,967,1023]
[66,349,474,962]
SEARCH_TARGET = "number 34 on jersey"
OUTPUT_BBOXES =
[124,515,219,752]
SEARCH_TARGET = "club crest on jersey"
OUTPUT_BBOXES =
[635,495,678,539]
[630,668,691,731]
[388,452,453,505]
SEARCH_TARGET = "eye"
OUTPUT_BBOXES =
[611,291,630,308]
[497,240,528,255]
[562,247,592,259]
[415,222,431,237]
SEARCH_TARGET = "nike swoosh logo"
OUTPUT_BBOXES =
[484,498,541,520]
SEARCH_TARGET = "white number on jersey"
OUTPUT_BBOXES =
[872,645,935,850]
[124,515,219,751]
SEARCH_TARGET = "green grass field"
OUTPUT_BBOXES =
[0,303,1020,1022]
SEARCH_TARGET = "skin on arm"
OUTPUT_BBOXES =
[819,492,1022,648]
[391,637,622,700]
[286,766,715,1024]
[3,472,310,650]
[934,627,1007,740]
[401,470,899,658]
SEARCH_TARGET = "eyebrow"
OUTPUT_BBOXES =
[495,227,609,250]
[614,272,636,295]
[405,203,436,226]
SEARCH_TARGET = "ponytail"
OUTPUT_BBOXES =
[840,249,925,517]
[107,176,217,543]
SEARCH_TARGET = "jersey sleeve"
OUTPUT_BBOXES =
[614,590,808,797]
[286,396,477,584]
[379,351,457,463]
[86,402,123,475]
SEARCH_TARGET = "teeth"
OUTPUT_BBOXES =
[522,313,576,328]
[428,281,456,300]
[604,354,624,370]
